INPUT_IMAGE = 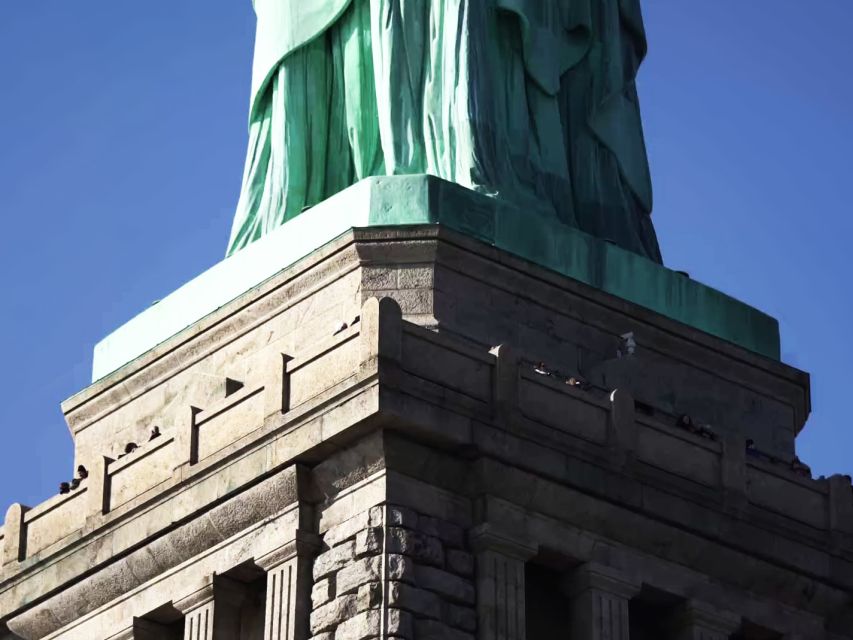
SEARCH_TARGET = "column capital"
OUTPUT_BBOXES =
[255,530,321,571]
[174,583,215,615]
[563,562,641,600]
[671,600,741,639]
[468,523,537,560]
[173,575,250,614]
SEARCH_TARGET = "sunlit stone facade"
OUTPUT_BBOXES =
[1,226,851,639]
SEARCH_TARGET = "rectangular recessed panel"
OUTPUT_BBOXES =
[196,389,265,462]
[519,378,607,444]
[288,337,361,409]
[403,334,492,403]
[637,425,720,487]
[747,467,827,529]
[108,439,175,511]
[25,490,87,557]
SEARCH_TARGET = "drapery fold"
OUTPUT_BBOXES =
[229,0,661,264]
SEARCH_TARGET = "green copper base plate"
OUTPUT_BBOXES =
[92,175,780,381]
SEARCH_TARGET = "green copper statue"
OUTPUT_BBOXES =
[228,0,662,264]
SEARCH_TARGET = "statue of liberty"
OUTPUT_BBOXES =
[227,0,662,264]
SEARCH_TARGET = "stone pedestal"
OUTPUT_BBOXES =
[0,227,848,640]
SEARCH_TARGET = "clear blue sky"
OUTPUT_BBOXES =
[0,3,850,510]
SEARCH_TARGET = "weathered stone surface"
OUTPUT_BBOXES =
[355,527,383,557]
[415,618,475,640]
[387,528,444,567]
[446,603,478,633]
[388,582,442,619]
[362,266,398,291]
[313,541,355,580]
[310,594,357,634]
[387,553,415,582]
[446,550,474,577]
[323,510,372,548]
[419,516,464,549]
[0,229,842,640]
[357,582,382,611]
[387,608,414,638]
[416,565,475,604]
[312,578,334,608]
[335,609,380,640]
[384,505,418,529]
[336,555,381,595]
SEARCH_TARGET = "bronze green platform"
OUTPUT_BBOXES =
[93,176,779,381]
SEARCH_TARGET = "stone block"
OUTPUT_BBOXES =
[388,581,442,619]
[387,527,444,567]
[310,594,357,634]
[336,555,382,594]
[357,582,383,610]
[335,610,381,640]
[387,608,414,638]
[313,540,356,580]
[387,553,415,582]
[416,565,475,604]
[415,619,475,640]
[445,603,477,632]
[446,550,474,577]
[368,505,385,527]
[362,267,399,291]
[355,527,383,556]
[398,266,433,289]
[385,505,418,529]
[323,510,372,548]
[418,516,465,549]
[312,578,334,608]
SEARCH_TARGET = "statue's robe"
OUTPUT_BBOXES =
[559,0,660,261]
[229,0,661,263]
[250,0,351,121]
[229,0,379,254]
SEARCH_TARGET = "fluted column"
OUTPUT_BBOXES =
[671,601,740,640]
[565,563,640,640]
[470,525,536,640]
[256,532,320,640]
[175,577,248,640]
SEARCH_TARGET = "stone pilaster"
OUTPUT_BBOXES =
[2,504,29,566]
[256,532,319,640]
[470,525,536,640]
[86,456,111,517]
[175,577,249,640]
[607,389,636,471]
[565,563,640,640]
[721,432,748,513]
[263,352,294,418]
[490,344,521,430]
[670,601,741,640]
